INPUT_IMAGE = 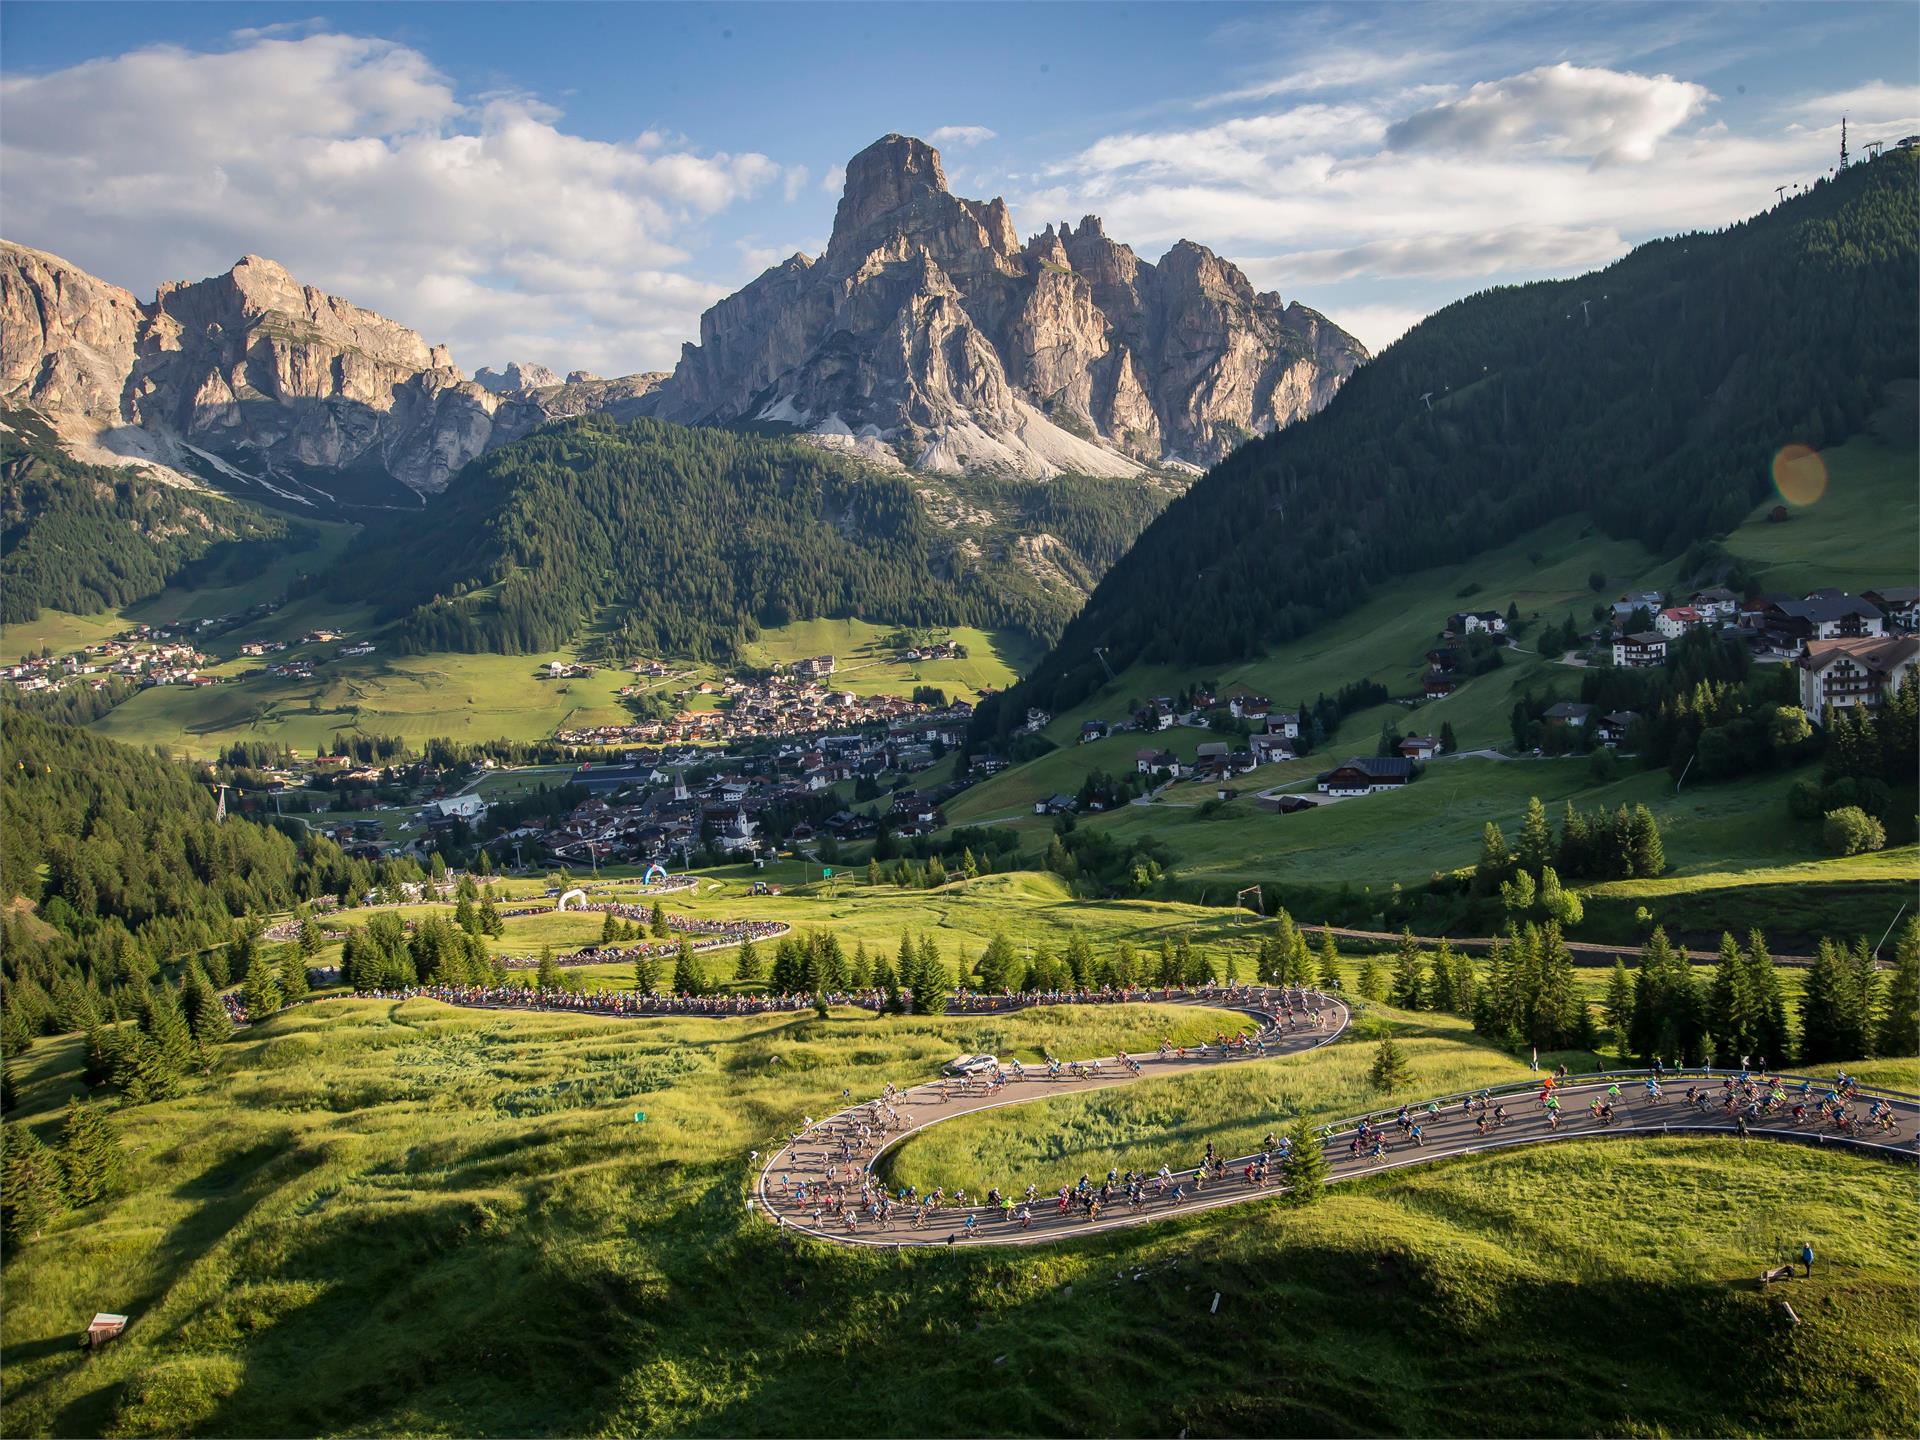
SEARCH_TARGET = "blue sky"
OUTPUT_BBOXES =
[4,2,1915,375]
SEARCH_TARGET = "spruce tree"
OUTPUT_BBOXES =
[1317,929,1343,991]
[279,947,310,1007]
[672,938,702,996]
[144,983,195,1071]
[1369,1035,1411,1092]
[735,936,764,986]
[479,895,505,937]
[1389,929,1424,1008]
[649,901,668,938]
[1604,959,1635,1061]
[913,935,949,1015]
[1708,932,1755,1064]
[1627,804,1665,877]
[1426,940,1457,1012]
[1,1125,67,1243]
[1280,1112,1330,1204]
[536,946,561,991]
[847,941,872,990]
[1517,796,1553,878]
[1744,930,1792,1066]
[1801,939,1855,1064]
[1357,954,1387,1002]
[632,951,659,996]
[242,952,283,1020]
[1876,917,1919,1058]
[58,1099,120,1206]
[1448,947,1476,1015]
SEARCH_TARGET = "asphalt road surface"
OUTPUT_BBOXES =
[755,993,1917,1248]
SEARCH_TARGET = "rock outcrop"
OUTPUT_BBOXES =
[651,134,1368,475]
[0,242,663,496]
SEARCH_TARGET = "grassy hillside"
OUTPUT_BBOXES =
[1721,432,1920,594]
[3,1001,1912,1438]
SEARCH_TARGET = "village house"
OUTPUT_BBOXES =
[1398,734,1441,762]
[1266,710,1302,740]
[1136,748,1182,777]
[1610,591,1664,622]
[1423,670,1457,698]
[1687,587,1740,623]
[1654,606,1704,639]
[1863,586,1919,632]
[1079,719,1110,743]
[1034,793,1079,816]
[1596,710,1640,746]
[1542,701,1596,728]
[1250,732,1294,766]
[1612,631,1667,668]
[1796,635,1920,721]
[1767,595,1885,644]
[1228,693,1271,721]
[1445,609,1507,637]
[1316,756,1415,796]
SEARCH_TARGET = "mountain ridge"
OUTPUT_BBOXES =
[652,133,1368,477]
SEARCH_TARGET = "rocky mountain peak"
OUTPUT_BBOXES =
[830,133,950,246]
[655,133,1368,477]
[474,361,561,394]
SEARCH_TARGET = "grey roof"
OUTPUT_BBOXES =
[1775,596,1884,623]
[1321,755,1413,779]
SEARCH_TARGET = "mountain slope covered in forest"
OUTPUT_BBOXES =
[336,416,1170,658]
[982,151,1918,729]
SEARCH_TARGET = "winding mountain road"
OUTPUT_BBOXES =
[754,991,1917,1248]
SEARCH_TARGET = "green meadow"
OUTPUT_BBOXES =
[3,997,1912,1439]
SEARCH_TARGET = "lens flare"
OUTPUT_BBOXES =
[1771,443,1828,507]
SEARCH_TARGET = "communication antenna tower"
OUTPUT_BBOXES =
[1579,299,1591,327]
[1839,116,1848,170]
[1418,392,1433,412]
[1774,184,1786,204]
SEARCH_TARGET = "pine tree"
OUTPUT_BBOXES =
[873,955,904,1013]
[479,894,505,937]
[1708,932,1756,1065]
[867,858,882,886]
[1369,1035,1411,1092]
[672,938,702,996]
[57,1099,120,1206]
[1627,804,1665,877]
[1474,821,1510,895]
[1357,954,1386,1002]
[1426,940,1457,1012]
[600,909,619,944]
[1604,959,1635,1061]
[456,894,481,935]
[649,901,668,938]
[144,983,195,1071]
[1317,929,1343,991]
[1448,946,1476,1015]
[1744,930,1792,1066]
[1875,917,1919,1057]
[913,935,950,1015]
[633,950,659,996]
[1389,929,1424,1008]
[735,936,764,986]
[847,941,873,990]
[279,947,310,1007]
[114,1031,180,1104]
[1280,1111,1330,1204]
[537,946,561,991]
[240,950,282,1020]
[1518,796,1553,878]
[1,1125,67,1243]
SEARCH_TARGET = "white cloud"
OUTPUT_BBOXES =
[1385,62,1711,164]
[782,165,811,202]
[927,124,997,148]
[1260,224,1626,284]
[0,31,782,376]
[1786,80,1920,129]
[821,164,846,195]
[1312,301,1430,354]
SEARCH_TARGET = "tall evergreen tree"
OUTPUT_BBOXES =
[1,1125,67,1243]
[1280,1112,1330,1204]
[1317,929,1343,991]
[1517,796,1553,878]
[57,1099,121,1206]
[1369,1035,1411,1092]
[241,951,283,1020]
[672,937,703,997]
[279,946,310,1007]
[1604,959,1635,1062]
[734,936,764,986]
[1877,917,1919,1058]
[1389,928,1424,1009]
